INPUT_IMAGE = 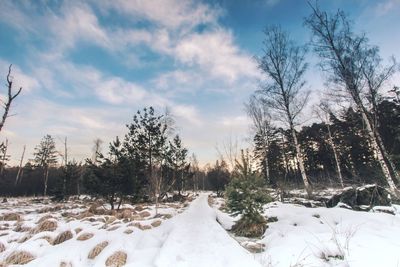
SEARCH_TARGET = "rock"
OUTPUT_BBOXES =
[326,184,392,211]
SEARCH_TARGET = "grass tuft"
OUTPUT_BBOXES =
[88,241,109,259]
[4,250,35,265]
[77,232,94,241]
[105,251,127,267]
[52,230,73,245]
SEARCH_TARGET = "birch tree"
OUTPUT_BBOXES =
[315,102,344,187]
[305,4,399,194]
[258,25,312,197]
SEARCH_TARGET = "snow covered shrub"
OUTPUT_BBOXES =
[52,230,73,245]
[4,250,35,265]
[105,251,127,267]
[76,232,94,241]
[88,241,109,259]
[32,219,58,233]
[225,150,272,238]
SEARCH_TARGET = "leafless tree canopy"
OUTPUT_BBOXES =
[257,25,310,126]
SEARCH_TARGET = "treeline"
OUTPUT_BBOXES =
[0,107,230,203]
[252,98,400,189]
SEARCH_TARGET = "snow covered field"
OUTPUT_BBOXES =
[1,193,400,266]
[213,195,400,267]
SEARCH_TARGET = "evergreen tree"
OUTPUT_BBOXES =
[33,134,58,196]
[168,135,188,195]
[225,150,272,237]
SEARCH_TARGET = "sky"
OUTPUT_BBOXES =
[0,0,399,166]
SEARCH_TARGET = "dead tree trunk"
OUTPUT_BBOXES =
[0,65,22,133]
[0,139,8,175]
[15,145,26,185]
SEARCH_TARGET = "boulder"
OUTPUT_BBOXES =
[326,184,392,211]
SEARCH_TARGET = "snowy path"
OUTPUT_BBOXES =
[153,193,261,267]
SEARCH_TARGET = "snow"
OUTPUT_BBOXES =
[153,194,260,267]
[2,193,400,267]
[255,202,400,266]
[1,194,260,267]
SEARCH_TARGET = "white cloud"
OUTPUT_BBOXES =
[375,0,400,16]
[174,29,259,83]
[171,105,203,126]
[97,0,220,29]
[220,115,250,128]
[48,2,111,51]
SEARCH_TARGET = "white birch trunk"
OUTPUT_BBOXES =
[360,110,398,193]
[327,124,344,187]
[291,127,312,197]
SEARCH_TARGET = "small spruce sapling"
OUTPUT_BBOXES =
[225,150,272,238]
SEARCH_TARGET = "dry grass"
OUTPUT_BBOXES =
[13,222,31,232]
[107,225,120,231]
[38,205,64,213]
[77,232,94,241]
[36,235,53,244]
[32,219,58,233]
[138,211,151,218]
[4,251,35,265]
[132,222,151,230]
[52,230,73,245]
[123,229,133,234]
[17,234,32,243]
[37,214,54,224]
[105,216,117,224]
[151,220,162,227]
[88,241,109,259]
[1,213,22,221]
[105,251,127,267]
[76,211,94,220]
[0,241,5,253]
[59,261,73,267]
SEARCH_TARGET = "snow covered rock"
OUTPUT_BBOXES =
[326,184,392,211]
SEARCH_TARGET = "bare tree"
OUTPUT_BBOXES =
[305,4,399,194]
[0,64,22,133]
[92,138,103,163]
[258,25,312,197]
[245,95,275,184]
[216,135,239,171]
[0,139,9,175]
[190,153,200,194]
[315,101,344,187]
[15,145,26,185]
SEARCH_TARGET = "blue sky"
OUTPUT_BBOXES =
[0,0,399,166]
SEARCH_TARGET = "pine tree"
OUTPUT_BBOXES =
[225,150,272,237]
[33,134,58,196]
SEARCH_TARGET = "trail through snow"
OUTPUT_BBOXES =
[153,193,261,267]
[4,193,260,267]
